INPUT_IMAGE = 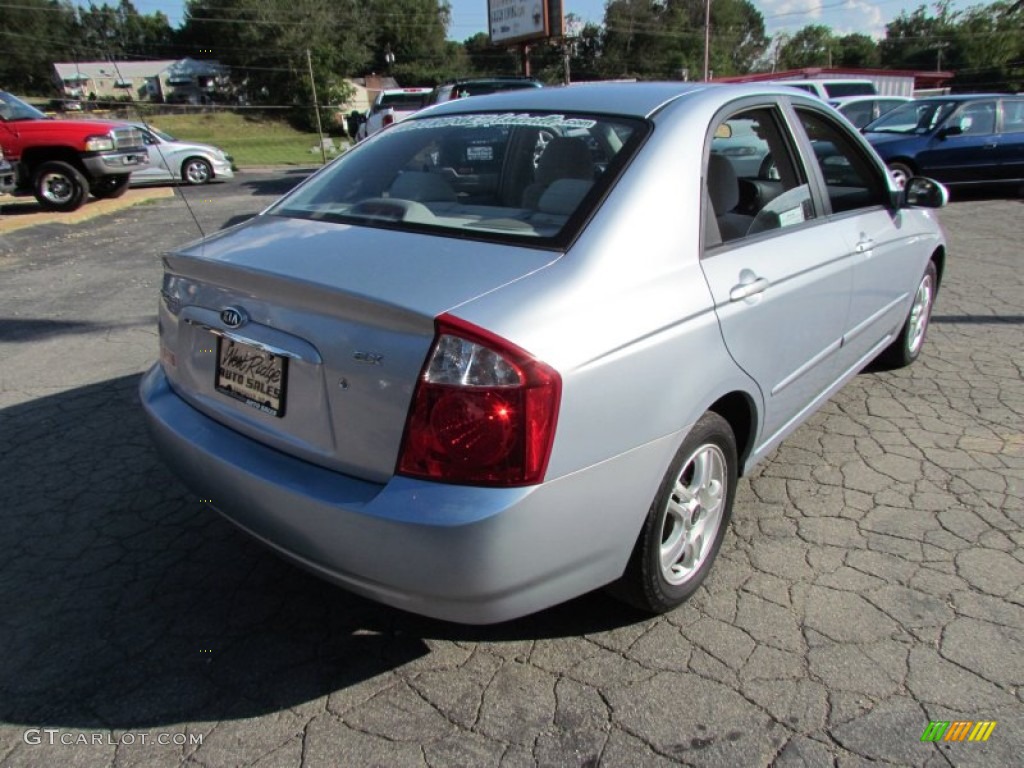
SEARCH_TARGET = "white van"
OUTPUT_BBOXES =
[771,79,877,100]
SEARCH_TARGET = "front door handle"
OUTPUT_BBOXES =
[855,238,876,254]
[729,276,770,301]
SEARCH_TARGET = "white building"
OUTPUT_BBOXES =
[53,59,230,104]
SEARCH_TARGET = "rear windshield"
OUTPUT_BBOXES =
[823,82,876,98]
[378,92,428,110]
[270,111,647,248]
[456,81,540,98]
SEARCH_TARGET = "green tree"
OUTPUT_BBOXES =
[836,33,880,69]
[950,1,1023,90]
[462,32,520,76]
[365,0,451,83]
[0,0,79,94]
[180,0,375,125]
[599,0,666,79]
[75,1,174,59]
[776,24,836,69]
[598,0,766,80]
[880,1,958,71]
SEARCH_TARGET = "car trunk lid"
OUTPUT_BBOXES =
[160,214,559,483]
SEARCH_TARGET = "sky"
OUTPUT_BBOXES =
[118,0,975,42]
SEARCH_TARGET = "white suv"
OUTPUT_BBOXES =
[771,79,877,100]
[355,88,432,141]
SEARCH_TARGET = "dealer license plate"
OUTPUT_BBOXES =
[215,337,287,417]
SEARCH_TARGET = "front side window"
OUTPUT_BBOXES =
[270,112,646,247]
[796,109,888,214]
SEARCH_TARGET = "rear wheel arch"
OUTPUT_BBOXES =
[889,156,917,170]
[707,390,757,474]
[930,246,945,288]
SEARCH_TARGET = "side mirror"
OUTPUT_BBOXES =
[937,124,963,139]
[901,176,948,209]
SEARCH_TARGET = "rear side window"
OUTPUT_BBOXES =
[271,112,647,247]
[705,107,817,248]
[1004,99,1024,133]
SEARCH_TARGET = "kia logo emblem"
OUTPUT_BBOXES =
[220,307,247,328]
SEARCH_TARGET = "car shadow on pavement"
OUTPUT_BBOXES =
[237,170,314,198]
[0,198,46,216]
[0,373,647,730]
[0,317,156,343]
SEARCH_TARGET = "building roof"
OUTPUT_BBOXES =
[53,59,227,82]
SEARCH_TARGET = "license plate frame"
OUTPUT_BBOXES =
[215,336,288,417]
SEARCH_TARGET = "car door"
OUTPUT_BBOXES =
[699,102,854,452]
[133,129,171,182]
[918,100,1000,183]
[791,106,925,372]
[995,98,1024,182]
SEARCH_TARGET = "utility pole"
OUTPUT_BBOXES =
[306,48,326,165]
[703,0,712,81]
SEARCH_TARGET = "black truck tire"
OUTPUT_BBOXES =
[33,160,89,212]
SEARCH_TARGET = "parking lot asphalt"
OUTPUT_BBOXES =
[0,187,176,234]
[0,180,1021,767]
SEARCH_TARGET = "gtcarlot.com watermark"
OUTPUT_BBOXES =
[23,729,202,747]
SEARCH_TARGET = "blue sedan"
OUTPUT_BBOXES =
[863,94,1024,189]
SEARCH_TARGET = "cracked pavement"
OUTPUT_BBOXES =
[0,180,1021,766]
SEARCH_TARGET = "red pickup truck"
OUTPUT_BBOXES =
[0,90,149,212]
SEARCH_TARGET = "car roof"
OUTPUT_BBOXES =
[441,76,540,85]
[914,93,1009,102]
[418,82,825,120]
[829,95,910,105]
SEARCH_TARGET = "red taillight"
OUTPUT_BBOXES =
[382,113,395,127]
[397,314,561,487]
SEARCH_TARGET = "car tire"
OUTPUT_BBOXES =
[89,174,130,199]
[611,411,738,614]
[32,160,89,212]
[877,260,938,369]
[182,158,213,185]
[888,161,914,189]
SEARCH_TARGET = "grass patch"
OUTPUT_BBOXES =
[128,110,349,167]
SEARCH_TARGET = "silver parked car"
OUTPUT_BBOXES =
[141,83,948,623]
[129,123,234,185]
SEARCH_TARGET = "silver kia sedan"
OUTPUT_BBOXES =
[140,83,947,623]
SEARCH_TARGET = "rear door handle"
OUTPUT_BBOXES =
[729,276,770,301]
[855,238,875,254]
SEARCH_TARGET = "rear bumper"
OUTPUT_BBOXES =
[139,364,673,623]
